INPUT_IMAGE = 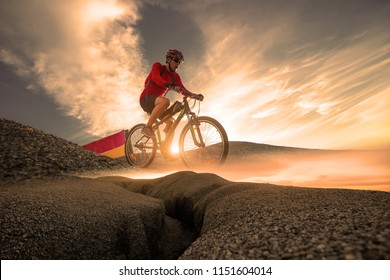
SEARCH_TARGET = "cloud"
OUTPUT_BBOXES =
[0,49,33,78]
[1,0,389,149]
[0,0,147,136]
[174,0,390,149]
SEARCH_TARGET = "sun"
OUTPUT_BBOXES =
[170,145,180,155]
[83,1,124,22]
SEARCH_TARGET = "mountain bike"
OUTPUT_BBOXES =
[125,89,229,168]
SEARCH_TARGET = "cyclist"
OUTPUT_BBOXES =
[139,49,191,139]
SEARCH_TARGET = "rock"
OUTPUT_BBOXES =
[0,177,164,259]
[0,118,129,182]
[1,117,389,260]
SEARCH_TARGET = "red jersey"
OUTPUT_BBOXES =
[140,62,187,100]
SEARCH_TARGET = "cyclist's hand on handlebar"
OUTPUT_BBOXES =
[188,93,204,101]
[175,87,204,101]
[195,94,204,101]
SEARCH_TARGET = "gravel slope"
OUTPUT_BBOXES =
[0,118,129,182]
[1,117,389,260]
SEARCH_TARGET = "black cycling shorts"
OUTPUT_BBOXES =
[140,94,157,114]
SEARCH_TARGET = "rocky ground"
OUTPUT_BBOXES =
[0,118,130,182]
[1,117,389,260]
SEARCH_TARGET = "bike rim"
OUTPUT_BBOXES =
[181,119,226,168]
[126,126,156,167]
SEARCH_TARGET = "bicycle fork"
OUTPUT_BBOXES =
[189,119,205,148]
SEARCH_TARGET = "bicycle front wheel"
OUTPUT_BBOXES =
[125,123,157,168]
[179,116,229,169]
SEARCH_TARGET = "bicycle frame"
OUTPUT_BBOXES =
[153,96,205,150]
[126,92,229,168]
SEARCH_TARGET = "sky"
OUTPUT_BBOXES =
[1,0,389,150]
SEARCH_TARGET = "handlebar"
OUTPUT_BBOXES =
[165,83,204,101]
[186,92,204,101]
[178,88,204,101]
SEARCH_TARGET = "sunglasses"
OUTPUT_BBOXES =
[172,58,182,64]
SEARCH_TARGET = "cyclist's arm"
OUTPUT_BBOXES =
[150,62,170,88]
[175,86,204,101]
[173,76,190,95]
[149,63,201,99]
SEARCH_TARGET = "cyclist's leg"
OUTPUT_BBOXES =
[163,116,174,133]
[140,95,158,138]
[146,96,170,128]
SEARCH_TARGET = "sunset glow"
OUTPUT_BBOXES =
[83,1,124,22]
[122,149,390,192]
[1,0,389,151]
[170,145,180,155]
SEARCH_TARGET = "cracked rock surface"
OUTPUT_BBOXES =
[1,118,389,259]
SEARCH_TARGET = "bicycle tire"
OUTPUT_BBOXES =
[125,123,157,168]
[179,116,229,169]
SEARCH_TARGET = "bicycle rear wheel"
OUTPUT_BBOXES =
[179,116,229,169]
[125,123,157,168]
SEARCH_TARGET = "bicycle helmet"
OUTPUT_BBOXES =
[166,49,184,63]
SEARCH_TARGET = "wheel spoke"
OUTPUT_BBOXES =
[180,117,228,169]
[125,124,157,167]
